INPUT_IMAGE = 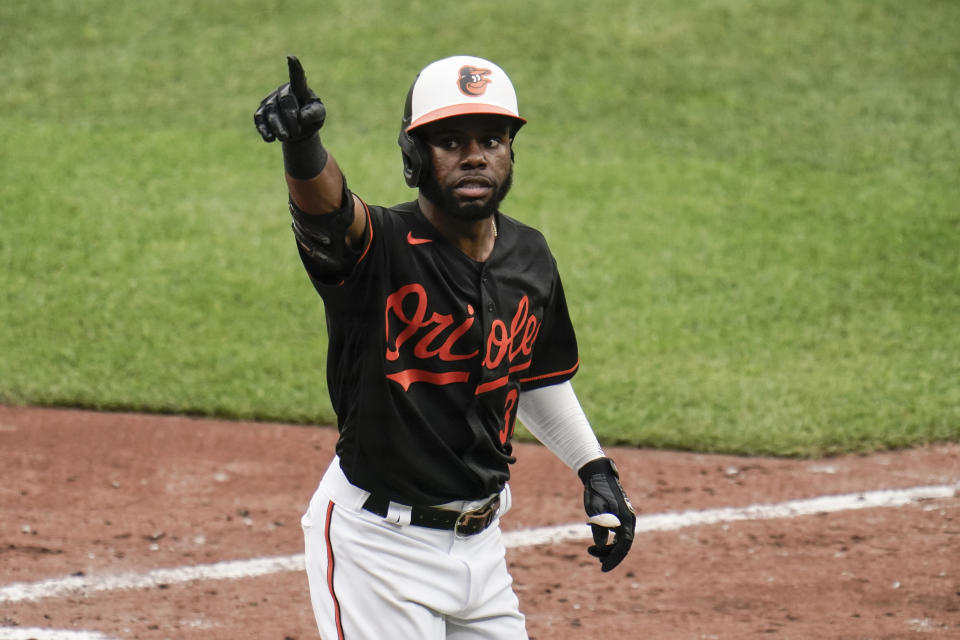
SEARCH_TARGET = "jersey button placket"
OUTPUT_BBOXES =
[479,268,500,386]
[480,268,495,315]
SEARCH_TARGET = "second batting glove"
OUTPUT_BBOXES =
[578,457,636,572]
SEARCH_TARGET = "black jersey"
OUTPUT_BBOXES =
[298,198,579,504]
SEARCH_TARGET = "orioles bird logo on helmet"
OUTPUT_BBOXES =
[458,65,492,96]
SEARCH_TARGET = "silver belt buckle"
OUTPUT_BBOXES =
[454,495,500,538]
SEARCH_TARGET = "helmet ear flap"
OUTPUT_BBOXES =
[398,80,429,188]
[398,128,429,188]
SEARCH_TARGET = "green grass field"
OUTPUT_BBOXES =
[2,0,958,456]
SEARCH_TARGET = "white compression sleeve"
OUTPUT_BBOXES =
[517,380,605,472]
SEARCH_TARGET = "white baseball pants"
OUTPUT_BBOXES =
[301,457,528,639]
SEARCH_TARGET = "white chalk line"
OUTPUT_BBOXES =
[502,482,957,547]
[1,482,956,640]
[0,631,115,640]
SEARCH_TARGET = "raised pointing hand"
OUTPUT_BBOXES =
[254,55,327,143]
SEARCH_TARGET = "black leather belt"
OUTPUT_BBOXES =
[362,493,501,536]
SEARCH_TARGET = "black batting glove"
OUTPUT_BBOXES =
[254,56,330,179]
[254,55,327,143]
[578,457,636,572]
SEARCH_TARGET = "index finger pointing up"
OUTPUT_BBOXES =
[287,55,310,102]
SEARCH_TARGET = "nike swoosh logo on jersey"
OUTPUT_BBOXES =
[406,232,433,245]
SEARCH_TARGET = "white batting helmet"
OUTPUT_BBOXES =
[399,55,525,186]
[405,55,526,132]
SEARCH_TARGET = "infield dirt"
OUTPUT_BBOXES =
[1,405,958,638]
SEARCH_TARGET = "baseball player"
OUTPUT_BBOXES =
[254,54,636,639]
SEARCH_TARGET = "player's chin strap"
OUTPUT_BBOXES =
[289,176,356,276]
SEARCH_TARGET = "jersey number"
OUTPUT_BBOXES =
[499,389,519,445]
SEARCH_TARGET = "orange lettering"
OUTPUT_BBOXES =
[482,295,540,372]
[385,283,478,364]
